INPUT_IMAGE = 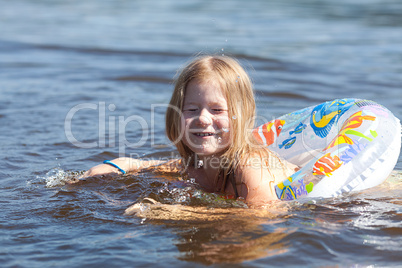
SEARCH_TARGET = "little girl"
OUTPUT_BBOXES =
[79,55,298,206]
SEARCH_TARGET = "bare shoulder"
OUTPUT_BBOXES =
[236,155,277,204]
[235,150,298,205]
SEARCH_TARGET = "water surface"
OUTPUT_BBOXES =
[1,0,401,267]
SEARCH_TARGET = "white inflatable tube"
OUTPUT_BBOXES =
[253,99,401,200]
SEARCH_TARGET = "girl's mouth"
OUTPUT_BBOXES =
[193,132,214,137]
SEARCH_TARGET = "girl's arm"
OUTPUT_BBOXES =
[237,161,278,206]
[79,157,181,178]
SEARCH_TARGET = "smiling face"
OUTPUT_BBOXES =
[166,55,256,167]
[181,79,231,157]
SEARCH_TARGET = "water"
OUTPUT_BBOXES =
[1,0,401,267]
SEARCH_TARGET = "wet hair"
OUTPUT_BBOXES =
[165,55,257,190]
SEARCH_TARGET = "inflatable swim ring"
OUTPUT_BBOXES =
[253,98,401,200]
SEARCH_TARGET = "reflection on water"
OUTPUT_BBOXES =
[125,192,292,264]
[175,220,289,264]
[46,169,401,265]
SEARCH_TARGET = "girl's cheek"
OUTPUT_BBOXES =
[182,118,193,132]
[184,116,192,124]
[179,116,187,133]
[216,117,230,128]
[181,113,189,123]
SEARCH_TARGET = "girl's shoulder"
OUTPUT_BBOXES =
[236,149,297,185]
[233,149,299,204]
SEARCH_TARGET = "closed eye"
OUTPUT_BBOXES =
[211,107,228,113]
[183,106,198,112]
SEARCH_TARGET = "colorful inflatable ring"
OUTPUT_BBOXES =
[253,98,401,200]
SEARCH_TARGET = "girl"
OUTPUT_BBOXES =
[78,55,298,206]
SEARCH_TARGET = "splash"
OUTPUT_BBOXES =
[125,178,249,221]
[41,167,82,187]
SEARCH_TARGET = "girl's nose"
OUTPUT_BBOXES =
[196,109,213,126]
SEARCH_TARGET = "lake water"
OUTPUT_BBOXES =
[1,0,401,267]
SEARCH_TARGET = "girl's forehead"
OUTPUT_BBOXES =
[185,79,226,99]
[180,76,244,118]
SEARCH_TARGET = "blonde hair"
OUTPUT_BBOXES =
[165,55,258,187]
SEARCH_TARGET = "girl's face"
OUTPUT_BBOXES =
[181,79,231,158]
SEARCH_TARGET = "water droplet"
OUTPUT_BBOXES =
[222,127,229,132]
[232,115,237,120]
[217,137,222,144]
[197,160,203,168]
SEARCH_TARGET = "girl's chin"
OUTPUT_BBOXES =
[191,146,227,158]
[184,137,230,157]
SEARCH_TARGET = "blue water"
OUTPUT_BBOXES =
[1,0,401,267]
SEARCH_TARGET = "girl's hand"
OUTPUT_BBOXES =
[80,163,123,178]
[66,164,122,184]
